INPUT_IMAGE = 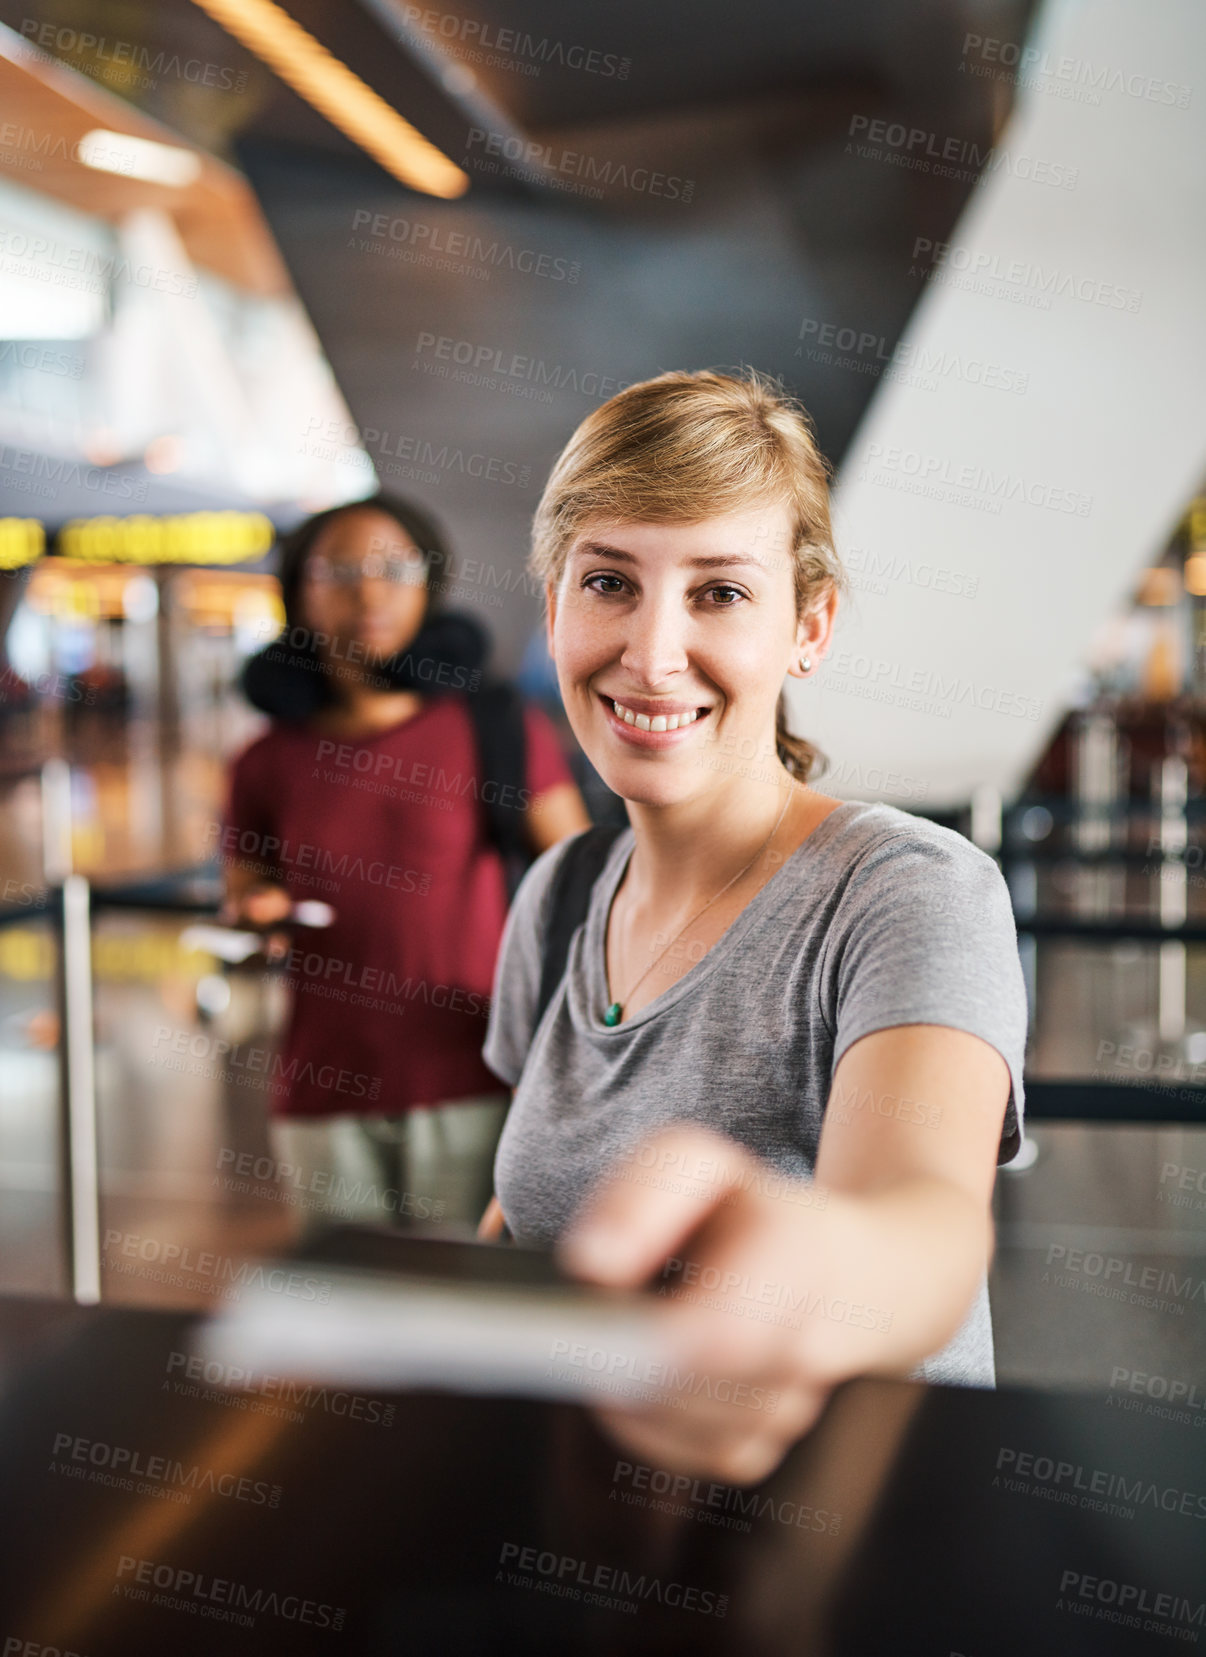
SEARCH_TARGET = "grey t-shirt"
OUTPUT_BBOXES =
[482,800,1028,1387]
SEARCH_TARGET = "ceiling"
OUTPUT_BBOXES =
[0,26,287,292]
[6,0,1087,773]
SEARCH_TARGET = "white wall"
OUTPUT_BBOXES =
[789,0,1206,810]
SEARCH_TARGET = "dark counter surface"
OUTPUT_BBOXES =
[0,1287,1201,1656]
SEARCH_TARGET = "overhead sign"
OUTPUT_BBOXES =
[0,517,45,570]
[54,512,275,565]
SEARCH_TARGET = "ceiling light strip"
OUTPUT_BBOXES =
[189,0,468,198]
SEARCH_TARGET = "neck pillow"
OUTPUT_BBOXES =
[241,611,489,721]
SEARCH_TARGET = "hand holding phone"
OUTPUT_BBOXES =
[182,897,336,964]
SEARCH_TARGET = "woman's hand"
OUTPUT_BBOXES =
[477,1195,507,1241]
[219,881,294,962]
[555,1029,1007,1485]
[556,1126,851,1486]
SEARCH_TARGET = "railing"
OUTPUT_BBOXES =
[8,779,1206,1303]
[1022,1079,1206,1123]
[0,761,227,1304]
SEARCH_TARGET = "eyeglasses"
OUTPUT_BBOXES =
[306,551,428,588]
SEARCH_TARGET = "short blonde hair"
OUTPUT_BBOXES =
[531,368,845,780]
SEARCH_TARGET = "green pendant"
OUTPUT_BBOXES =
[603,1002,622,1027]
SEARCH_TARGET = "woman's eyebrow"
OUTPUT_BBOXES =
[572,541,638,562]
[573,542,766,570]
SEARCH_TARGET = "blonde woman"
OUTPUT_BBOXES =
[481,370,1026,1482]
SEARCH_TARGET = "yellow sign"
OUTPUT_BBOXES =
[56,512,275,565]
[1191,497,1206,554]
[0,927,220,982]
[0,518,45,570]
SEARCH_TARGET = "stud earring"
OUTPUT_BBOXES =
[799,654,812,673]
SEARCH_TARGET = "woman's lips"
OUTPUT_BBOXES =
[597,692,712,748]
[355,618,403,648]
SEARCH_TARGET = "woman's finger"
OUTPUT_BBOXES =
[590,1401,802,1486]
[244,884,294,925]
[477,1196,506,1241]
[264,928,291,962]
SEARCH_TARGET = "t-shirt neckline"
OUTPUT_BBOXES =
[584,799,868,1034]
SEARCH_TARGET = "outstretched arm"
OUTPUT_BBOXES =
[524,782,592,854]
[557,1023,1011,1483]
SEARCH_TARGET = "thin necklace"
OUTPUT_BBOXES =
[603,786,797,1027]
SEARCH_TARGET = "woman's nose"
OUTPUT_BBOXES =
[619,596,690,685]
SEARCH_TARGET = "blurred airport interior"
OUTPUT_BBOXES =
[0,0,1203,1412]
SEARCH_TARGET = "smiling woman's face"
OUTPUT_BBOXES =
[547,502,805,808]
[300,508,429,665]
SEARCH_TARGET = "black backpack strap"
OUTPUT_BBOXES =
[464,683,530,900]
[533,824,627,1033]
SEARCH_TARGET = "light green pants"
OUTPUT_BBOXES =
[269,1092,509,1236]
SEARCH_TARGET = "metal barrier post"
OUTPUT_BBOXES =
[42,759,101,1304]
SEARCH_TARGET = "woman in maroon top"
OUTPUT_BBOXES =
[223,494,588,1228]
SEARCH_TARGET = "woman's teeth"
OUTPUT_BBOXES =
[611,699,702,732]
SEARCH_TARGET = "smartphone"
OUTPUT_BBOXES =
[181,902,335,964]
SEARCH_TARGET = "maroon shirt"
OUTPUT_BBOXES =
[224,695,574,1117]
